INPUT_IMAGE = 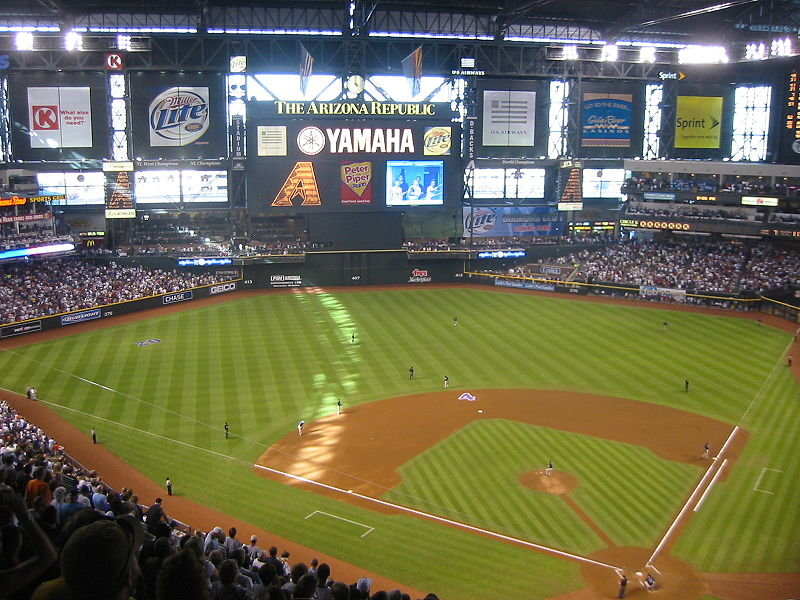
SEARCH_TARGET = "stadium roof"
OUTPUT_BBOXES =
[2,0,798,46]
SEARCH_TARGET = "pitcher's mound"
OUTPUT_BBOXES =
[520,470,578,494]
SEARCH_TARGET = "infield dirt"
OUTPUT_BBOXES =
[2,285,799,599]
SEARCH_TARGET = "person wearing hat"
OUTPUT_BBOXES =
[35,515,144,600]
[246,534,261,561]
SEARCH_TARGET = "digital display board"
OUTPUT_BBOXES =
[741,196,778,206]
[386,160,443,206]
[246,100,460,212]
[134,170,228,204]
[37,172,105,205]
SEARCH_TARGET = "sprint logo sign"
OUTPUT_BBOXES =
[675,96,723,149]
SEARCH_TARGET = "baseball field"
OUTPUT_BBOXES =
[1,285,799,599]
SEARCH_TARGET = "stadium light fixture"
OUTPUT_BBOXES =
[15,31,33,51]
[563,45,579,60]
[64,31,83,51]
[678,45,728,64]
[745,42,767,60]
[638,46,656,63]
[116,34,132,51]
[600,44,618,62]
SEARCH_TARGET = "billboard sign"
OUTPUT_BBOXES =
[582,93,632,147]
[675,96,723,149]
[130,73,227,159]
[463,207,563,237]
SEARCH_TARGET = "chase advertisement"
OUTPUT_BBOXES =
[463,207,563,237]
[130,73,227,160]
[8,72,109,161]
[581,93,632,147]
[246,101,460,212]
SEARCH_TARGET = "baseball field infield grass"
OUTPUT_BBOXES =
[0,287,796,599]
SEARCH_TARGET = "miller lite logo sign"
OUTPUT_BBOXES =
[27,87,92,148]
[149,87,210,147]
[464,208,497,234]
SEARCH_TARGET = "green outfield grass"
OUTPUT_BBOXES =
[0,287,797,599]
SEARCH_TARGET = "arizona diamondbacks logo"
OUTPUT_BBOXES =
[149,87,209,146]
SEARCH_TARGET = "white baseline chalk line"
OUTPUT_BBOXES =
[694,459,728,512]
[753,467,782,495]
[252,463,621,571]
[647,426,739,566]
[305,510,374,538]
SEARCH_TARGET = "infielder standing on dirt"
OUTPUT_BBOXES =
[298,420,305,436]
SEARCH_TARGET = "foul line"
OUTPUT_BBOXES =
[305,510,374,538]
[647,338,793,567]
[753,467,782,495]
[647,427,738,566]
[252,463,621,571]
[694,459,728,512]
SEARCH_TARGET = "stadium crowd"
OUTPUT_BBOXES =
[0,399,437,600]
[625,202,753,221]
[554,240,800,293]
[0,258,236,325]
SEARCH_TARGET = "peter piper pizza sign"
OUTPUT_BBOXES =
[340,161,373,204]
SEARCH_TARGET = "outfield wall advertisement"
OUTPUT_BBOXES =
[463,207,563,237]
[246,101,460,212]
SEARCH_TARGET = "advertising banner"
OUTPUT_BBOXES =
[463,206,563,237]
[581,93,632,147]
[340,161,373,205]
[130,73,227,160]
[246,101,460,212]
[778,68,800,164]
[482,90,536,147]
[27,87,92,148]
[675,96,723,149]
[9,72,108,161]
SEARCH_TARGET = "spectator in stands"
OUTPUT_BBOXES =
[0,486,58,599]
[144,497,170,535]
[211,558,250,599]
[156,548,212,600]
[58,515,144,600]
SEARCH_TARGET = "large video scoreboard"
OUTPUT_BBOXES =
[246,100,461,212]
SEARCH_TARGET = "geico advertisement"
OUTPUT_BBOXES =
[675,96,723,149]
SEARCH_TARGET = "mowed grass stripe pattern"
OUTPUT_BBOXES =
[675,367,800,572]
[0,288,796,598]
[384,419,700,551]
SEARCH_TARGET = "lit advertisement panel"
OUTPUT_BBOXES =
[246,100,460,212]
[134,170,227,204]
[386,161,443,206]
[37,172,105,205]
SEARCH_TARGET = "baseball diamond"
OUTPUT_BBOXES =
[1,285,798,599]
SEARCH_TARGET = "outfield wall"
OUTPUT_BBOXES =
[0,280,241,340]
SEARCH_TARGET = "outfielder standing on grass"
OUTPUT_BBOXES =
[409,366,414,380]
[224,421,229,439]
[337,399,342,415]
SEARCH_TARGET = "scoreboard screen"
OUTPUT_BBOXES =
[386,160,443,206]
[246,100,460,212]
